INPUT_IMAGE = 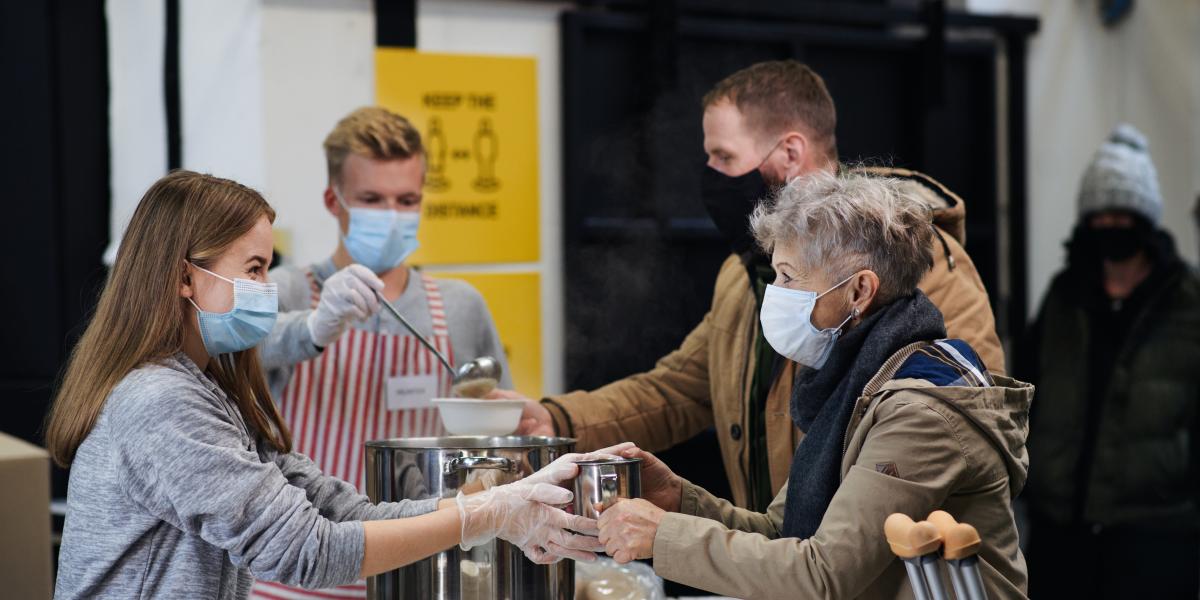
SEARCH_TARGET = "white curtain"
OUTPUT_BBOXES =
[180,0,265,191]
[105,0,167,264]
[105,0,264,263]
[969,0,1200,312]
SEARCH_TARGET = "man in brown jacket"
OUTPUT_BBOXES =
[504,60,1004,510]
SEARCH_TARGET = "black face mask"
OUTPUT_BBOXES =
[1069,219,1154,264]
[1091,227,1144,261]
[701,166,769,256]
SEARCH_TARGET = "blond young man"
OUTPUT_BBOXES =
[255,107,511,600]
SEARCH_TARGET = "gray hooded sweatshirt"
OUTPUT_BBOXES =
[54,352,439,599]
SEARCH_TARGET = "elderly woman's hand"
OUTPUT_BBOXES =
[597,498,665,564]
[614,446,682,512]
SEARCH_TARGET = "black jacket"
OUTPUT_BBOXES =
[1022,233,1200,530]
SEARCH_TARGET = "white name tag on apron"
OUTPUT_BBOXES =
[386,373,440,411]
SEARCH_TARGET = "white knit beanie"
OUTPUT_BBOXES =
[1077,123,1163,225]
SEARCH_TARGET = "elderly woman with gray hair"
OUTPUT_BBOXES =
[595,172,1033,599]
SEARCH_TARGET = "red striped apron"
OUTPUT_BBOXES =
[251,271,453,600]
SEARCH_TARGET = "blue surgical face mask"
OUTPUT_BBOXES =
[337,191,420,274]
[187,262,278,356]
[759,273,858,369]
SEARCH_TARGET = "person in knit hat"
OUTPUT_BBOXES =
[1018,123,1200,598]
[1076,123,1163,225]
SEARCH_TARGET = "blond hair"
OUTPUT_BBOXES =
[323,106,424,185]
[703,60,838,162]
[750,171,933,304]
[46,171,291,466]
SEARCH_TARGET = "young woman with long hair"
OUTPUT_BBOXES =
[46,171,610,599]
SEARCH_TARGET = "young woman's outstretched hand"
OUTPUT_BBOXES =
[458,482,602,564]
[457,444,635,563]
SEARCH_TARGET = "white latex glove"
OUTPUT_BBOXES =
[306,264,385,347]
[457,482,605,564]
[518,443,638,487]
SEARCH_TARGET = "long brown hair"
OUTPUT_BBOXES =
[46,170,292,466]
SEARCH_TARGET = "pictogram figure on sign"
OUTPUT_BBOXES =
[425,116,450,192]
[472,117,500,192]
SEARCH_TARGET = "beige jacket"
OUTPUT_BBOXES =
[651,343,1033,599]
[543,168,1005,508]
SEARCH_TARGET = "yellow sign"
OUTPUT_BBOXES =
[427,271,542,398]
[376,49,540,265]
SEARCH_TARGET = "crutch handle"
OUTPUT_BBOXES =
[927,510,982,560]
[885,513,943,558]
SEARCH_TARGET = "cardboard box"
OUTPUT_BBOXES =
[0,432,52,599]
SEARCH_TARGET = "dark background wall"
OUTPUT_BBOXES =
[0,2,111,496]
[563,10,1003,388]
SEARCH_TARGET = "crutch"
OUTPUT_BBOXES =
[884,513,952,600]
[927,511,988,600]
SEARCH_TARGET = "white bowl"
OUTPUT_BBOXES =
[432,398,525,436]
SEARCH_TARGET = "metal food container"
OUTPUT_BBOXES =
[364,436,576,600]
[573,457,642,520]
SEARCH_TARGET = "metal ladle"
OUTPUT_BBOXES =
[372,289,503,397]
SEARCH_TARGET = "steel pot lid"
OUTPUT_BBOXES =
[365,435,576,449]
[575,457,642,466]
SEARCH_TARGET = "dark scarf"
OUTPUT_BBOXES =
[780,291,947,538]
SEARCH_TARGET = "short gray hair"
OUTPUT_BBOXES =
[750,171,934,303]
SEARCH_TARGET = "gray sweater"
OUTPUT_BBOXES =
[54,353,439,599]
[260,260,512,400]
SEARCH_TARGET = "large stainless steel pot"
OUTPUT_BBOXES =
[365,436,577,600]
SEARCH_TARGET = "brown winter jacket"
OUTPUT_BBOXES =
[651,342,1033,599]
[542,168,1005,508]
